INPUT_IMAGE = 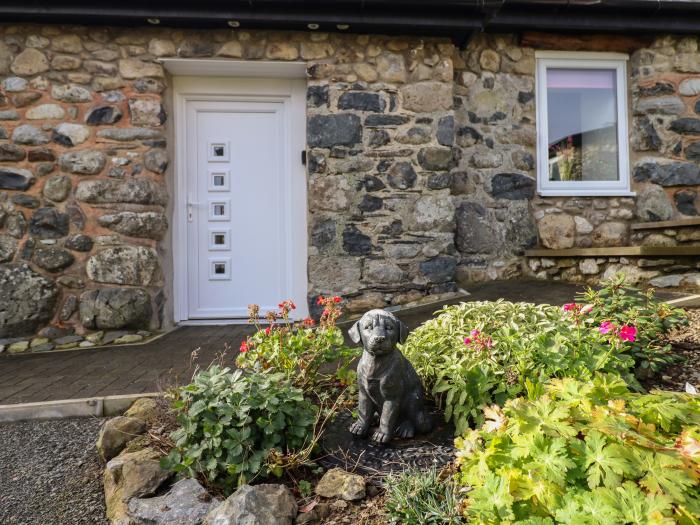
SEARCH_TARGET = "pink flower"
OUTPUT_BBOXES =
[563,303,576,312]
[239,341,248,353]
[471,329,481,337]
[599,321,615,335]
[619,325,637,342]
[484,337,493,349]
[580,304,594,315]
[265,327,271,335]
[464,337,472,345]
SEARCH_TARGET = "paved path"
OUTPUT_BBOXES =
[0,280,681,405]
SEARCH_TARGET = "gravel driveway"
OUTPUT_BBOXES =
[0,417,107,525]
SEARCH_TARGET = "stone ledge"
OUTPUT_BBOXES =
[525,246,700,257]
[631,218,700,231]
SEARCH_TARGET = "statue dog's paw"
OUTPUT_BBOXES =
[348,419,370,437]
[371,430,392,444]
[395,420,415,439]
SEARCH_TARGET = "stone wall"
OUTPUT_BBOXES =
[452,33,700,288]
[0,23,458,345]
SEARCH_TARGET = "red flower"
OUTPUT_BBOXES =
[464,337,472,345]
[265,327,271,335]
[619,325,637,343]
[317,296,325,305]
[303,317,316,327]
[333,296,341,303]
[563,303,576,312]
[239,340,248,353]
[290,301,296,310]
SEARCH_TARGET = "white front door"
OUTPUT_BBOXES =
[179,78,307,320]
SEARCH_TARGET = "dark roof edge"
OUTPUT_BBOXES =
[2,1,700,40]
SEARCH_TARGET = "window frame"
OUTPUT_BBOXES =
[535,51,634,197]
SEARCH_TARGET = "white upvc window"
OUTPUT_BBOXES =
[535,51,633,197]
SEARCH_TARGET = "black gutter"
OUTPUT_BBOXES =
[1,0,700,38]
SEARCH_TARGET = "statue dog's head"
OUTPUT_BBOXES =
[349,309,409,356]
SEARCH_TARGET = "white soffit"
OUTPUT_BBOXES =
[158,58,307,78]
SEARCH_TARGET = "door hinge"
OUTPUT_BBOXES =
[301,150,307,166]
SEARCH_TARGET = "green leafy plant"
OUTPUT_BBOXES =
[577,274,688,375]
[402,300,639,433]
[237,297,359,389]
[161,365,316,490]
[385,467,465,525]
[455,374,700,525]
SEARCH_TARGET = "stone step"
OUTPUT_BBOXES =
[631,217,700,230]
[525,246,700,257]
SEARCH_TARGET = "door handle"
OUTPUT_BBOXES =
[187,201,201,222]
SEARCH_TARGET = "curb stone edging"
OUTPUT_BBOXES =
[0,392,160,423]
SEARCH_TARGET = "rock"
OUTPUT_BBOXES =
[315,468,365,501]
[344,292,385,313]
[490,173,535,200]
[96,127,163,142]
[97,416,147,462]
[85,106,123,126]
[0,110,19,121]
[308,256,361,294]
[33,247,74,272]
[128,98,166,127]
[119,59,164,79]
[52,34,82,53]
[65,234,94,252]
[76,178,167,205]
[417,147,455,170]
[650,274,685,288]
[26,104,65,120]
[0,235,17,263]
[364,114,409,127]
[670,118,700,134]
[427,172,452,190]
[538,215,575,250]
[80,288,152,330]
[51,54,82,71]
[295,503,330,525]
[342,226,372,255]
[376,53,406,83]
[124,397,159,423]
[420,256,457,283]
[128,478,220,525]
[410,194,455,231]
[104,448,170,525]
[53,123,90,147]
[635,96,685,115]
[87,246,161,286]
[7,340,29,353]
[311,219,336,248]
[307,114,361,148]
[636,185,673,221]
[591,222,628,247]
[59,149,106,175]
[59,295,78,321]
[204,484,297,525]
[358,195,383,212]
[579,259,600,275]
[0,144,26,162]
[6,212,27,239]
[114,334,144,344]
[437,115,454,146]
[634,160,700,186]
[144,149,168,174]
[11,48,49,75]
[480,49,501,72]
[364,259,404,283]
[29,208,70,239]
[51,84,92,103]
[3,77,28,92]
[675,189,698,216]
[338,92,385,112]
[11,91,41,108]
[601,264,659,285]
[400,82,452,112]
[0,167,34,191]
[308,175,351,211]
[43,174,72,202]
[0,263,58,337]
[456,202,494,253]
[471,149,502,169]
[12,124,49,145]
[98,211,168,240]
[12,195,39,209]
[388,162,417,189]
[368,129,390,147]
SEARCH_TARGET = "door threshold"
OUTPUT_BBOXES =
[179,318,250,326]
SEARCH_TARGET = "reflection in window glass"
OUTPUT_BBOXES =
[546,68,619,182]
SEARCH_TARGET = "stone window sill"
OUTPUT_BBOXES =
[537,190,637,197]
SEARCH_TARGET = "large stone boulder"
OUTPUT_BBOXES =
[96,416,147,462]
[635,185,673,222]
[204,484,297,525]
[537,214,576,250]
[98,211,168,240]
[128,478,221,525]
[87,247,162,286]
[104,448,171,525]
[0,263,58,337]
[76,178,167,205]
[80,288,152,330]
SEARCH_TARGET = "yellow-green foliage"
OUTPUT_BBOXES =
[455,375,700,525]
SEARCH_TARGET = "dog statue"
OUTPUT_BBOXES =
[348,309,432,444]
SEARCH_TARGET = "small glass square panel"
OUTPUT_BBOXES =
[208,170,230,192]
[207,141,230,162]
[546,68,619,183]
[208,200,230,221]
[208,229,230,251]
[209,257,231,280]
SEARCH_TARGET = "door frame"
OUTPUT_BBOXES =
[170,62,308,323]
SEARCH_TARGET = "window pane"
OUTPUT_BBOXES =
[546,68,619,182]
